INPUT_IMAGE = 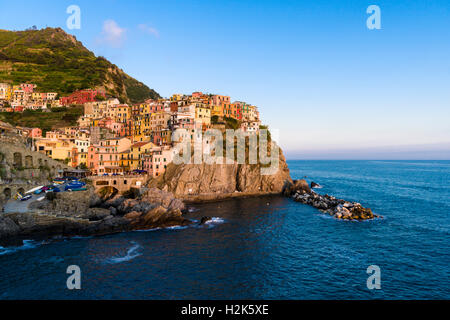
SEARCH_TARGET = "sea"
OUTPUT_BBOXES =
[0,160,449,299]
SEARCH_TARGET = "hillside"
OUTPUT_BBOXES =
[0,107,83,133]
[0,27,160,104]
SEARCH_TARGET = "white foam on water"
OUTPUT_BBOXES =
[135,227,162,232]
[105,242,142,264]
[0,239,45,256]
[165,225,189,230]
[203,217,226,228]
[206,217,225,224]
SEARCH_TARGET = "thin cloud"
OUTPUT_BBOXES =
[138,24,159,38]
[98,20,126,47]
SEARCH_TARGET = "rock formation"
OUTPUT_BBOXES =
[310,181,322,189]
[287,180,379,221]
[149,148,293,202]
[0,186,192,246]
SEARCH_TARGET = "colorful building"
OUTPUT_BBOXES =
[60,89,106,106]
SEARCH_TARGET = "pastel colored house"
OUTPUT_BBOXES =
[88,137,131,175]
[122,141,155,171]
[142,146,175,177]
[29,128,42,138]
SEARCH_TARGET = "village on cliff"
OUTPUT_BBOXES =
[0,83,262,178]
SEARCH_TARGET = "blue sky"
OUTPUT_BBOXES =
[1,0,449,159]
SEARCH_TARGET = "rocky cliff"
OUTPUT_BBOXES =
[149,148,293,202]
[0,186,192,246]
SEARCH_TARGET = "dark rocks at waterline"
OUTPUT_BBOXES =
[0,187,192,246]
[199,216,212,225]
[310,181,322,189]
[282,179,311,196]
[291,190,380,221]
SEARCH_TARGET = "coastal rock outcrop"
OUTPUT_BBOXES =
[310,181,322,189]
[291,188,379,221]
[282,179,311,196]
[149,148,292,202]
[199,216,212,225]
[0,186,192,245]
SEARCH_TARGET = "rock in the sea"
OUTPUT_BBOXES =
[283,179,311,196]
[199,216,212,225]
[289,187,378,221]
[310,181,321,189]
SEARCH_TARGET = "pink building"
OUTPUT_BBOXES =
[60,89,106,106]
[212,95,230,106]
[29,128,42,138]
[20,83,36,93]
[192,92,203,98]
[88,137,131,175]
[142,147,174,178]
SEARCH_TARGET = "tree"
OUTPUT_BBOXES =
[95,94,106,101]
[78,163,88,170]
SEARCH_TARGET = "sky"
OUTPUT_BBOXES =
[1,0,449,159]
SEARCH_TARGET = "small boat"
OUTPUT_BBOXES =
[26,186,44,194]
[44,185,59,193]
[67,187,87,192]
[15,193,24,200]
[34,188,44,195]
[52,187,61,193]
[37,196,45,201]
[20,195,32,201]
[64,181,86,191]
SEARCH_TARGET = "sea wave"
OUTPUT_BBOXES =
[0,240,45,256]
[135,227,162,232]
[203,217,226,227]
[104,242,142,264]
[166,225,189,230]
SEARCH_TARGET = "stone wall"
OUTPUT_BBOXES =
[91,175,147,193]
[0,140,71,204]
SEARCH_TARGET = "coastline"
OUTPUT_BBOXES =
[0,178,378,247]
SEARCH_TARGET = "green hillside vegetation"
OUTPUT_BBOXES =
[211,115,240,130]
[0,27,160,104]
[0,106,83,133]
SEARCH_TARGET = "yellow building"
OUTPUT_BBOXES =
[123,141,155,171]
[32,92,42,101]
[35,139,76,166]
[0,83,11,100]
[195,103,211,127]
[211,105,223,117]
[170,94,183,101]
[132,115,146,142]
[105,104,131,123]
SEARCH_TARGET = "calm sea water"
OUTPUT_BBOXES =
[0,160,449,299]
